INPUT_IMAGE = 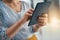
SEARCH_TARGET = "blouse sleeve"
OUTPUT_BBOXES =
[0,27,11,40]
[0,9,11,40]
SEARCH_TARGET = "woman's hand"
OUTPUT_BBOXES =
[22,8,34,23]
[33,13,48,32]
[37,13,48,27]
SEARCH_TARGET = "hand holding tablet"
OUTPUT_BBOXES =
[28,2,51,26]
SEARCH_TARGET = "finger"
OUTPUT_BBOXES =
[38,19,48,23]
[38,20,45,22]
[26,8,34,14]
[39,13,48,18]
[38,17,48,22]
[37,23,46,26]
[38,19,48,26]
[38,20,46,23]
[38,22,47,25]
[29,8,34,12]
[26,13,32,16]
[26,8,34,13]
[38,20,47,25]
[38,17,47,20]
[27,10,33,14]
[38,18,48,23]
[42,13,48,17]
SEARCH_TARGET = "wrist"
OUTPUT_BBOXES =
[33,25,40,32]
[35,24,40,28]
[19,17,27,24]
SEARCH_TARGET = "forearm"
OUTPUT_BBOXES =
[6,18,27,38]
[4,8,34,38]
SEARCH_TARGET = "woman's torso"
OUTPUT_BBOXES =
[0,1,32,40]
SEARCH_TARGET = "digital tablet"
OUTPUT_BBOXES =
[28,2,51,26]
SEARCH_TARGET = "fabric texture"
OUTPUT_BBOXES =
[0,1,34,40]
